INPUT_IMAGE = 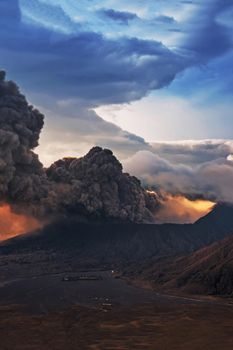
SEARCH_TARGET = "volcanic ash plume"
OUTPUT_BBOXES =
[153,192,215,224]
[45,147,157,222]
[0,70,46,203]
[0,71,157,229]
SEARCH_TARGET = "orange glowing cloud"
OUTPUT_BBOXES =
[152,193,216,224]
[0,204,42,241]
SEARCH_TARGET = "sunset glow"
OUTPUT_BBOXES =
[153,193,216,224]
[0,204,41,241]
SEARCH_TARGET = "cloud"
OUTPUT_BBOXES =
[36,104,151,166]
[0,0,232,164]
[0,0,190,160]
[2,0,231,107]
[20,0,79,34]
[152,15,176,24]
[151,140,233,165]
[123,140,233,203]
[183,0,233,60]
[99,9,138,25]
[0,22,187,106]
[96,93,233,143]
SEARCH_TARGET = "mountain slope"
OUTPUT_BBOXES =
[129,234,233,296]
[174,235,233,295]
[1,204,233,268]
[196,203,233,234]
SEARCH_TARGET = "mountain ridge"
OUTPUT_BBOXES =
[1,203,233,267]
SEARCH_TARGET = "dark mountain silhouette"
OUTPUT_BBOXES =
[1,203,233,269]
[196,202,233,233]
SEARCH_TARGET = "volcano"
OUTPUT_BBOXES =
[1,203,233,268]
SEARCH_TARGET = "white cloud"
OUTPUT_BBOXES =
[95,93,233,142]
[123,140,233,203]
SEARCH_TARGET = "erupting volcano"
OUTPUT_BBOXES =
[0,71,221,239]
[0,71,159,237]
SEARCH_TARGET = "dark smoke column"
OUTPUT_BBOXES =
[0,71,46,204]
[46,147,157,222]
[0,71,157,223]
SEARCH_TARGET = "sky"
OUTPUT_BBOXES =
[0,0,233,203]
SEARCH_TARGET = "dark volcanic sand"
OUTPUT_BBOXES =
[0,270,233,349]
[1,300,233,350]
[0,270,160,313]
[0,270,229,314]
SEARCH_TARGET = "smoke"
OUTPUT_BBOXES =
[123,149,233,203]
[151,192,215,224]
[43,147,157,222]
[0,71,226,233]
[0,70,46,204]
[0,71,157,227]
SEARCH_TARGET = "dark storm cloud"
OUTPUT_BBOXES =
[0,0,189,107]
[0,29,187,106]
[0,0,232,165]
[184,0,233,60]
[0,0,229,106]
[153,15,176,24]
[99,9,138,24]
[0,0,191,159]
[0,0,231,114]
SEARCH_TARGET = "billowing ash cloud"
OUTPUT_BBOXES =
[0,71,46,203]
[0,72,157,223]
[44,147,157,222]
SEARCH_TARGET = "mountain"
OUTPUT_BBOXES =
[174,235,233,296]
[1,203,233,271]
[128,234,233,297]
[119,204,233,296]
[196,202,233,234]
